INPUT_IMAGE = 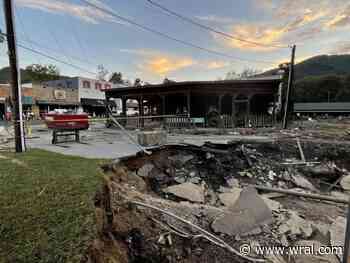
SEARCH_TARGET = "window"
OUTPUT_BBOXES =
[83,80,90,89]
[95,82,102,90]
[66,81,72,89]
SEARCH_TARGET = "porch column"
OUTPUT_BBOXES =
[247,95,252,128]
[138,96,144,128]
[122,96,127,115]
[272,92,277,125]
[218,95,223,114]
[232,95,237,128]
[161,95,166,115]
[247,95,251,116]
[186,92,191,117]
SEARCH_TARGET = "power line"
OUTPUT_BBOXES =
[2,30,97,67]
[0,33,96,75]
[17,43,96,76]
[145,0,289,49]
[1,31,96,76]
[80,0,277,64]
[14,6,43,65]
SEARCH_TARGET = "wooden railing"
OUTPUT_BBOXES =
[111,113,275,129]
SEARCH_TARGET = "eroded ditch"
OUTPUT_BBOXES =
[85,139,350,263]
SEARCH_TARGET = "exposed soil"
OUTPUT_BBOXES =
[84,138,350,263]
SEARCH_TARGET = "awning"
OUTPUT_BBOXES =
[81,98,106,107]
[36,100,80,106]
[22,96,33,105]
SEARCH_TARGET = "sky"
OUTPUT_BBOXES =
[1,0,350,83]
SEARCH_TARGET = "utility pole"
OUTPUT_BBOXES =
[282,44,296,129]
[3,0,26,152]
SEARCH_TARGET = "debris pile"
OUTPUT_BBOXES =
[86,139,350,263]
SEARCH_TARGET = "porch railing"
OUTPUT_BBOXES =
[110,113,275,130]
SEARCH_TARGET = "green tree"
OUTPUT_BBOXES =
[0,29,4,43]
[109,72,123,84]
[26,64,60,81]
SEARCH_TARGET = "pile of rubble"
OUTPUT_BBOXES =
[87,139,350,263]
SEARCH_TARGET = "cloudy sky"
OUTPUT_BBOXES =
[0,0,350,83]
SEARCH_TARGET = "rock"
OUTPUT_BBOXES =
[238,171,253,178]
[206,188,219,206]
[137,130,167,146]
[188,177,201,184]
[291,173,317,191]
[218,186,233,193]
[277,181,287,188]
[163,182,204,203]
[168,154,194,165]
[278,211,313,238]
[206,152,214,159]
[268,170,277,180]
[340,176,350,191]
[189,171,197,177]
[226,178,240,188]
[293,240,340,263]
[330,216,346,260]
[174,176,186,184]
[137,163,154,178]
[211,187,273,236]
[261,196,282,212]
[218,188,242,207]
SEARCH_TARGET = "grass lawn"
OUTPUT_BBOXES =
[0,149,108,263]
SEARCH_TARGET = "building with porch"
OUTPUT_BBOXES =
[32,82,80,118]
[105,76,283,128]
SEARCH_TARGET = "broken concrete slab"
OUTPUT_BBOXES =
[291,173,317,191]
[218,188,242,207]
[293,240,340,263]
[261,196,282,212]
[137,130,167,146]
[137,163,154,178]
[278,211,313,238]
[340,175,350,191]
[163,182,204,203]
[211,187,273,236]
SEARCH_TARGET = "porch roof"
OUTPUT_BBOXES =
[105,76,282,98]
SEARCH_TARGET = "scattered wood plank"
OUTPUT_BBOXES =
[253,185,349,204]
